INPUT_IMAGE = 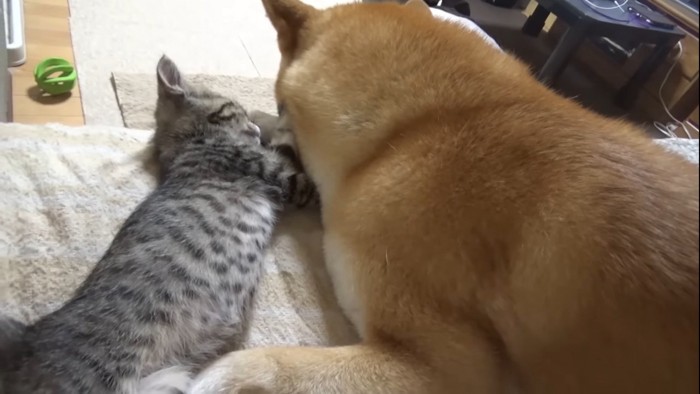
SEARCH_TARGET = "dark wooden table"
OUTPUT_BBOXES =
[521,0,686,108]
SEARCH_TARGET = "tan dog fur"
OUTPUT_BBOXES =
[188,1,699,393]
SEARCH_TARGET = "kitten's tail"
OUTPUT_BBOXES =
[0,316,27,394]
[0,316,26,370]
[137,366,192,394]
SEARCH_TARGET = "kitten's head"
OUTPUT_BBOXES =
[153,55,261,167]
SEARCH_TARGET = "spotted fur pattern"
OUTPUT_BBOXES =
[0,56,314,394]
[249,109,319,208]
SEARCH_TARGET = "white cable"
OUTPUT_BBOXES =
[581,0,629,21]
[582,0,628,11]
[654,42,695,139]
[654,121,679,138]
[578,5,695,137]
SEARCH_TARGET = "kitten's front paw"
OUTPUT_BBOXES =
[288,173,319,209]
[188,349,279,394]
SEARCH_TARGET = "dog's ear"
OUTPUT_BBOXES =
[405,0,431,15]
[261,0,317,56]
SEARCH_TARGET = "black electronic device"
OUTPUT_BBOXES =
[627,3,676,29]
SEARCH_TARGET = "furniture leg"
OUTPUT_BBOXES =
[522,4,550,37]
[615,39,677,109]
[669,75,698,123]
[536,23,588,84]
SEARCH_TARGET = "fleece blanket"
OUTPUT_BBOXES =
[0,122,697,354]
[0,122,359,350]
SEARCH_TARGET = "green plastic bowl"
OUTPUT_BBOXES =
[34,57,77,96]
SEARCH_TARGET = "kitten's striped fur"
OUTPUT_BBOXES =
[0,55,314,394]
[250,109,318,207]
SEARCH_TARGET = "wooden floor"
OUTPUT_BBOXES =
[10,0,84,126]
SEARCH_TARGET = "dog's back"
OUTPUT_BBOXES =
[274,1,699,391]
[186,1,699,393]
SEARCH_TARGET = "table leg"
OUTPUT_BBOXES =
[522,5,550,37]
[669,75,698,122]
[537,24,588,84]
[615,39,677,110]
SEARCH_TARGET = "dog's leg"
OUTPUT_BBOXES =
[189,335,506,394]
[188,344,436,394]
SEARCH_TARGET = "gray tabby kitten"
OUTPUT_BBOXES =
[0,55,314,394]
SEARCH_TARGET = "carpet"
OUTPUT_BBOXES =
[113,73,277,130]
[0,122,358,353]
[68,0,349,126]
[68,0,504,127]
[108,5,505,129]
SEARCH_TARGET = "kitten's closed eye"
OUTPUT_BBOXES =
[208,102,243,124]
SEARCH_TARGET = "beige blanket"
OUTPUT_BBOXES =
[1,121,696,355]
[0,122,358,349]
[113,73,277,130]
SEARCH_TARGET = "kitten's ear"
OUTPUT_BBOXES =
[261,0,317,56]
[405,0,431,15]
[157,55,185,98]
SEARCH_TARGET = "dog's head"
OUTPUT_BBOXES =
[263,0,430,84]
[261,0,433,188]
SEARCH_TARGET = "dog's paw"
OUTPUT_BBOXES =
[187,349,279,394]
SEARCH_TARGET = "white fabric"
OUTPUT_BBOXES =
[0,122,696,391]
[0,122,358,350]
[430,8,502,50]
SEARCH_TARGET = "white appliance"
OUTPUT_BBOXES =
[4,0,25,67]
